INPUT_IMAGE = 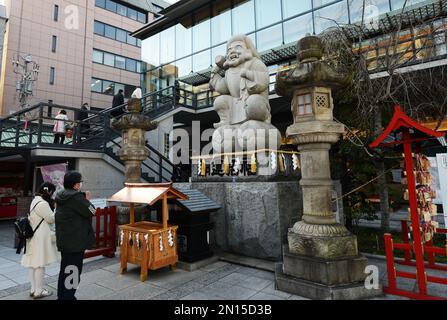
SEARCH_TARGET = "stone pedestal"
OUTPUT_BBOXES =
[174,181,305,261]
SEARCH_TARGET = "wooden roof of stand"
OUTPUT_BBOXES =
[369,105,445,149]
[108,183,188,206]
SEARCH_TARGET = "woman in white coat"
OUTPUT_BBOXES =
[21,182,59,299]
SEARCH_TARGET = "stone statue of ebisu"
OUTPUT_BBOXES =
[210,35,271,127]
[209,35,281,168]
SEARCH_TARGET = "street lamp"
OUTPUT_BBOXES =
[12,54,39,110]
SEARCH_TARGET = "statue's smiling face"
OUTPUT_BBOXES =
[226,40,249,67]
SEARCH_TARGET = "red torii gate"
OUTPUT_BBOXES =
[370,105,447,300]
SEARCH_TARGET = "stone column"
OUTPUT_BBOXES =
[274,35,382,299]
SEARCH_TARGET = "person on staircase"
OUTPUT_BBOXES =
[53,110,68,144]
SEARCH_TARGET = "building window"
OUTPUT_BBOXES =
[105,0,117,12]
[126,59,137,72]
[164,133,170,158]
[127,33,137,46]
[103,52,115,66]
[93,50,103,63]
[94,21,141,47]
[95,0,148,23]
[105,24,116,39]
[116,29,127,43]
[297,94,312,116]
[94,21,105,36]
[103,80,114,95]
[53,5,59,22]
[91,78,102,92]
[91,78,137,98]
[93,49,142,73]
[127,8,137,20]
[116,3,127,16]
[49,67,55,85]
[51,35,57,53]
[137,12,147,24]
[115,56,126,69]
[95,0,105,8]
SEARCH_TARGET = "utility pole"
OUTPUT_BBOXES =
[12,54,39,110]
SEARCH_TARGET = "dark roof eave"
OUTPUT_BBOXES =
[132,16,170,38]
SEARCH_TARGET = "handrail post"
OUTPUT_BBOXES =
[0,118,3,146]
[159,155,163,182]
[15,113,21,147]
[37,104,43,145]
[103,113,109,152]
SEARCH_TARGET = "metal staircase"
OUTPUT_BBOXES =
[0,100,178,183]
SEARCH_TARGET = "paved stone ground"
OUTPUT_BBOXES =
[359,207,446,231]
[1,220,446,300]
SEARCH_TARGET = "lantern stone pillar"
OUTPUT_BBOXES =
[274,35,382,299]
[112,97,157,183]
[112,94,158,224]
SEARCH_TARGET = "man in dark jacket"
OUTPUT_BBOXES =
[75,103,90,143]
[55,171,96,300]
[111,89,125,118]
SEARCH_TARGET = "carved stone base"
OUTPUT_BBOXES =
[282,246,367,286]
[275,262,383,300]
[288,224,358,259]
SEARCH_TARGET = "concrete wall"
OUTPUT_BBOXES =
[146,114,174,157]
[75,157,125,199]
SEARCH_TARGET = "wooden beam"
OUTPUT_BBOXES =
[130,203,135,224]
[162,194,168,230]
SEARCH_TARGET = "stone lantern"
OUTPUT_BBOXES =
[274,35,381,299]
[112,94,158,183]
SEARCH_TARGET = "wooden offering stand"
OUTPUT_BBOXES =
[109,183,188,281]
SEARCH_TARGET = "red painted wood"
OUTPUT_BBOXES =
[403,127,428,295]
[95,208,101,247]
[383,287,446,300]
[84,206,117,260]
[396,270,417,279]
[401,220,412,263]
[103,207,109,248]
[427,275,447,285]
[394,243,412,250]
[385,233,397,290]
[369,105,444,148]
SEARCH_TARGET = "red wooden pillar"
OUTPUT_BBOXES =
[403,128,427,295]
[95,208,101,248]
[401,220,412,264]
[384,233,397,290]
[103,207,109,248]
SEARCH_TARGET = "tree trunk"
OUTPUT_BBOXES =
[374,108,391,231]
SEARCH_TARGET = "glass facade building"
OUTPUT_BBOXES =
[140,0,434,95]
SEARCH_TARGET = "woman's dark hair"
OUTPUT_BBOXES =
[36,182,56,210]
[60,109,67,115]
